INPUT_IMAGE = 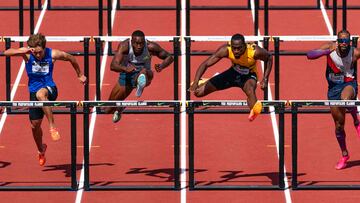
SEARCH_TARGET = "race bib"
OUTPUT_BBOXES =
[233,65,250,75]
[329,73,344,83]
[32,61,49,74]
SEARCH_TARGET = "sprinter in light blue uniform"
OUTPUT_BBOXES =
[104,30,174,123]
[4,33,87,166]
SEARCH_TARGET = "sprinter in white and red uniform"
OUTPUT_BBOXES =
[307,30,360,170]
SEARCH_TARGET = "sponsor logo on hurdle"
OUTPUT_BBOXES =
[221,101,247,106]
[156,102,165,106]
[53,103,62,107]
[324,101,355,106]
[97,102,105,106]
[13,102,43,107]
[202,102,211,106]
[116,101,147,106]
[305,102,314,106]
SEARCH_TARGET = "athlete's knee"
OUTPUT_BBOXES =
[243,88,256,98]
[334,121,345,132]
[36,91,47,101]
[341,91,354,100]
[195,81,217,97]
[342,95,354,100]
[194,90,205,97]
[341,86,356,100]
[30,120,42,130]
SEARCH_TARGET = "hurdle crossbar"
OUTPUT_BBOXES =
[3,36,90,42]
[95,36,176,42]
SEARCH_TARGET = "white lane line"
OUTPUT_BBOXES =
[180,1,187,203]
[320,0,334,35]
[250,1,292,203]
[0,1,48,135]
[75,0,117,202]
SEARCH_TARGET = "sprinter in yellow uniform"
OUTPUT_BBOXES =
[189,33,272,121]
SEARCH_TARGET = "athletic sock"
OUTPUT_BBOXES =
[335,129,348,156]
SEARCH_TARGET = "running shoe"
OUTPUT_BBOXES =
[38,143,47,166]
[112,110,122,123]
[248,101,262,121]
[50,127,60,141]
[335,155,350,170]
[135,73,146,97]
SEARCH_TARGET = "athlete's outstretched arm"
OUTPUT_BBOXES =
[254,46,273,90]
[148,41,174,72]
[52,49,87,84]
[307,42,335,59]
[189,45,228,91]
[3,47,31,61]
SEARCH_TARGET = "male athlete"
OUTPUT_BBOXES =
[307,29,360,169]
[4,33,87,166]
[104,30,174,123]
[190,33,272,121]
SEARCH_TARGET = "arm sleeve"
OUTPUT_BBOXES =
[306,49,331,59]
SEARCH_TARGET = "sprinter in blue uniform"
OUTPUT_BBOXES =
[4,33,87,166]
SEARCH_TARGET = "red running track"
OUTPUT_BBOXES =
[0,0,360,202]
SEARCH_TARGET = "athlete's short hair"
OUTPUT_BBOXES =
[337,29,350,39]
[27,33,46,49]
[231,33,245,43]
[132,30,145,38]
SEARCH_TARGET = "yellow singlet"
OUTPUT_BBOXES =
[227,43,257,76]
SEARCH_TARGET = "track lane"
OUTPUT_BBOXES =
[80,0,180,202]
[0,1,94,202]
[187,1,285,203]
[274,1,360,202]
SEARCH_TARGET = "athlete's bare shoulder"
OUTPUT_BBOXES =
[215,43,230,57]
[146,40,162,51]
[116,39,130,54]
